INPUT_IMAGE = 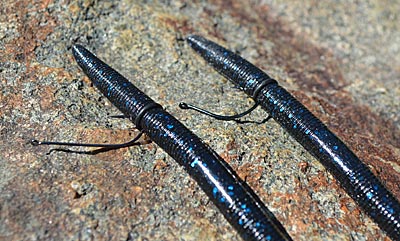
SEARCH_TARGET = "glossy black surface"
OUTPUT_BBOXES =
[187,35,400,241]
[72,45,293,241]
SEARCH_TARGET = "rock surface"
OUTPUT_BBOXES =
[1,0,399,240]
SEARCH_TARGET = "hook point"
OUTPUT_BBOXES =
[179,102,189,109]
[30,139,40,146]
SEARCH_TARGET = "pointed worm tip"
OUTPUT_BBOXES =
[72,44,85,52]
[71,44,87,60]
[186,34,205,46]
[71,44,98,71]
[186,34,197,42]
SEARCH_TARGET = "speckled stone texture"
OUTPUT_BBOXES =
[0,1,398,240]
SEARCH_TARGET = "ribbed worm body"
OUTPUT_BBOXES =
[72,45,292,241]
[187,35,400,240]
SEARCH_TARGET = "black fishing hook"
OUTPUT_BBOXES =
[31,44,293,241]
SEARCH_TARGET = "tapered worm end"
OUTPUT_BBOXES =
[71,44,99,70]
[72,44,94,62]
[71,44,105,82]
[72,44,86,58]
[72,45,86,68]
[186,35,198,44]
[186,35,208,52]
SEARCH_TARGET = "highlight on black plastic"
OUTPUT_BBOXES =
[186,34,400,240]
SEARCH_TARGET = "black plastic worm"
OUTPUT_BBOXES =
[71,45,292,241]
[186,35,400,240]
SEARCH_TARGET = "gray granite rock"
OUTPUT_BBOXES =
[1,1,398,240]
